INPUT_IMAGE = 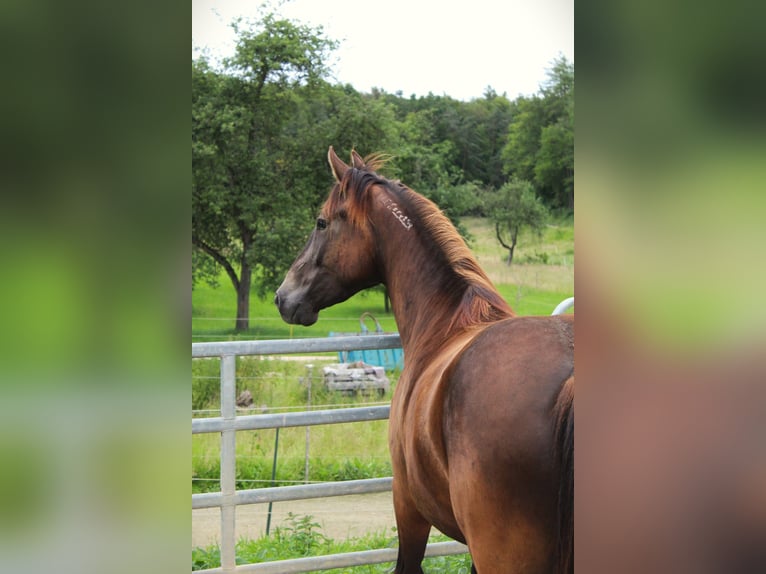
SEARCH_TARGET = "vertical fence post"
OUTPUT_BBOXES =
[304,364,313,484]
[265,427,280,535]
[220,355,237,571]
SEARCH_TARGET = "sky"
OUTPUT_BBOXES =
[192,0,573,101]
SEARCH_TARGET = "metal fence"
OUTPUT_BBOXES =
[192,299,573,573]
[192,334,468,573]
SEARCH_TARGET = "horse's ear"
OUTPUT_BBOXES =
[328,146,349,182]
[350,150,365,169]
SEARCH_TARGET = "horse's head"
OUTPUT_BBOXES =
[275,147,383,326]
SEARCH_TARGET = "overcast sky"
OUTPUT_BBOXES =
[192,0,573,101]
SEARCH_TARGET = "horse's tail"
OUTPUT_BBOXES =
[553,375,574,574]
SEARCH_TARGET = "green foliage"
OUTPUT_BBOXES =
[502,55,574,211]
[429,181,485,219]
[192,544,220,571]
[519,251,550,265]
[228,15,338,88]
[459,89,516,189]
[502,96,546,183]
[273,512,330,556]
[192,249,219,290]
[192,519,472,572]
[192,14,341,330]
[489,179,549,265]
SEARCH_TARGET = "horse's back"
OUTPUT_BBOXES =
[446,314,574,440]
[443,315,574,573]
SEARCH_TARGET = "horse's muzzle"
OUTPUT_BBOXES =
[274,286,319,326]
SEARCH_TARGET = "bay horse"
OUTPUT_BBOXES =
[275,147,574,574]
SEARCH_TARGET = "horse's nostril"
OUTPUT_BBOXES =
[274,292,281,307]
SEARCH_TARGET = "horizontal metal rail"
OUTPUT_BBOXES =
[193,477,393,509]
[552,296,574,315]
[193,405,390,434]
[192,334,402,358]
[194,540,469,574]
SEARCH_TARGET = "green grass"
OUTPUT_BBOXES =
[193,287,397,342]
[463,216,574,296]
[192,513,473,572]
[192,357,395,492]
[192,416,393,493]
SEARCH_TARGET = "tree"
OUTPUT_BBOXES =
[501,95,546,184]
[489,179,548,265]
[502,56,574,211]
[460,88,514,189]
[535,57,574,210]
[192,15,338,331]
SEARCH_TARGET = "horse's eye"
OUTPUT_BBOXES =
[316,218,327,230]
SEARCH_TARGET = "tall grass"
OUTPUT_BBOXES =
[463,216,574,295]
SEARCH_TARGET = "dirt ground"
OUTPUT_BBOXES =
[192,491,400,548]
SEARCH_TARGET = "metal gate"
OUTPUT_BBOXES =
[192,334,467,573]
[192,298,572,573]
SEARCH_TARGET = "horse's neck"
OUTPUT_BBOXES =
[372,199,485,364]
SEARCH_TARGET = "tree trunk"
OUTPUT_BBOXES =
[496,222,518,267]
[192,237,248,331]
[506,245,515,266]
[235,259,251,332]
[501,226,518,266]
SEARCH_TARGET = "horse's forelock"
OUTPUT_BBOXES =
[321,153,396,224]
[321,168,379,228]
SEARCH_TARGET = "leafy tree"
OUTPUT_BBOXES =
[383,89,514,191]
[459,88,514,189]
[502,56,574,211]
[192,15,338,331]
[192,249,219,289]
[501,96,546,183]
[536,57,574,209]
[535,110,574,209]
[489,179,548,265]
[311,85,399,159]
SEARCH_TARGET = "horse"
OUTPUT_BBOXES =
[275,147,574,574]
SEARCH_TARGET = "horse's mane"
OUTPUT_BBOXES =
[401,185,516,328]
[323,153,515,328]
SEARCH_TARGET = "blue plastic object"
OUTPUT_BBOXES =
[329,312,404,371]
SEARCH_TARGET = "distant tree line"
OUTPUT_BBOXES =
[193,13,573,330]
